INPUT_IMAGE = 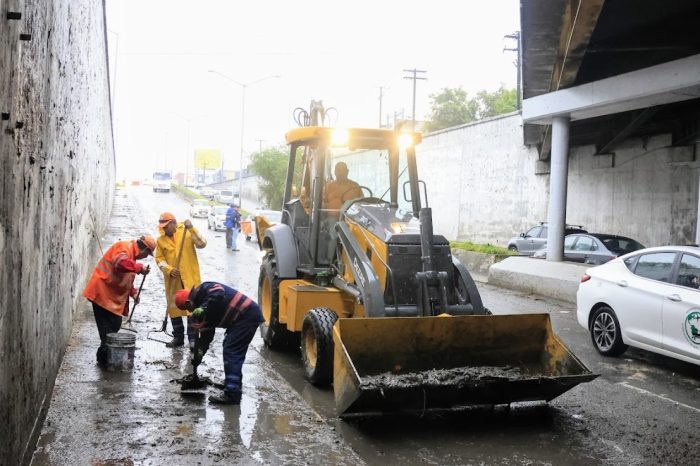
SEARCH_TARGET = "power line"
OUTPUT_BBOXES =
[403,69,427,131]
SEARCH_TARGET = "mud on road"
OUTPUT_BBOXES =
[31,187,700,465]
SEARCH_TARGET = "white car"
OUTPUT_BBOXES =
[200,187,216,199]
[249,209,283,241]
[577,246,700,366]
[207,205,229,231]
[216,190,237,205]
[189,199,210,218]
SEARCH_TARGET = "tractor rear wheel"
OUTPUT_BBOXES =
[453,262,487,315]
[258,254,298,350]
[301,307,338,386]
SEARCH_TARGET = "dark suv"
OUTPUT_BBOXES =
[507,223,587,255]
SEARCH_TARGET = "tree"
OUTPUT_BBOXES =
[423,87,478,133]
[249,147,288,209]
[475,86,518,119]
[424,85,518,133]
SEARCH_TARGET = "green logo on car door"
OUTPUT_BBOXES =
[684,310,700,346]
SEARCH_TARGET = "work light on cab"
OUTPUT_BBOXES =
[397,133,414,150]
[331,129,350,146]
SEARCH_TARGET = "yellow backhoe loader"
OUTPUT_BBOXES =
[257,101,596,417]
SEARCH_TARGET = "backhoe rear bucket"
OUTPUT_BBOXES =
[333,314,597,417]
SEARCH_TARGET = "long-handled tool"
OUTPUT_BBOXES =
[122,273,147,333]
[174,339,224,395]
[148,227,188,343]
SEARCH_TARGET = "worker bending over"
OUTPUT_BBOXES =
[83,235,154,366]
[174,282,263,404]
[156,212,207,349]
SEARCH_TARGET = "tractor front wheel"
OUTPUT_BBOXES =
[301,308,338,386]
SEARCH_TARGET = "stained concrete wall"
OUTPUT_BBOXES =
[417,113,548,243]
[567,136,700,247]
[0,1,115,464]
[331,112,699,248]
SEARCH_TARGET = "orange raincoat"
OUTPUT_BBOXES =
[156,223,207,318]
[83,240,141,316]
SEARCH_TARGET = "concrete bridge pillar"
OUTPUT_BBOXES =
[546,116,570,262]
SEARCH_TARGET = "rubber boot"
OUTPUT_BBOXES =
[166,337,184,348]
[209,391,242,405]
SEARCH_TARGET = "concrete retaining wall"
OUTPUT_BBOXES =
[0,1,114,464]
[419,114,700,248]
[489,257,589,303]
[452,249,510,283]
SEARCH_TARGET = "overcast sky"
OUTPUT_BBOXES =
[106,0,520,181]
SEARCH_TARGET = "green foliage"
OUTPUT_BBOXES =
[475,86,518,119]
[450,241,516,256]
[249,147,288,210]
[423,87,478,133]
[424,85,518,133]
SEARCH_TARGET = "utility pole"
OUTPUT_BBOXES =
[255,139,264,154]
[504,31,521,109]
[377,86,385,128]
[403,69,427,131]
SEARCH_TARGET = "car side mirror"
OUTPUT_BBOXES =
[520,232,526,238]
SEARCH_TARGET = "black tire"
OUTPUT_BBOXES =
[258,254,298,350]
[452,264,488,315]
[301,307,338,386]
[508,245,517,252]
[590,306,628,356]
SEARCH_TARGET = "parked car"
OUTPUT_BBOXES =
[189,199,210,218]
[247,210,283,241]
[507,223,587,255]
[215,190,236,205]
[577,246,700,366]
[200,187,216,199]
[207,205,229,231]
[532,233,645,265]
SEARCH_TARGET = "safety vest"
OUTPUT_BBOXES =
[83,240,137,316]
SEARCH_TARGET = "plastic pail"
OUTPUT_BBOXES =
[106,332,136,371]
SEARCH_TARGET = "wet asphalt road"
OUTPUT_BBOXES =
[32,187,699,465]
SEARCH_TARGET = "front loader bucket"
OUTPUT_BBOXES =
[333,314,597,417]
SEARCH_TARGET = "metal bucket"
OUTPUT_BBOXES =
[106,332,136,371]
[333,314,598,416]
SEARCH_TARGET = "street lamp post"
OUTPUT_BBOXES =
[209,71,280,207]
[208,70,280,209]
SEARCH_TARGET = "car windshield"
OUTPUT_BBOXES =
[220,191,233,196]
[193,200,208,206]
[153,172,171,181]
[597,235,645,254]
[214,206,228,215]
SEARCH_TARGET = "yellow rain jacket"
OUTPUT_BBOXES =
[156,223,207,317]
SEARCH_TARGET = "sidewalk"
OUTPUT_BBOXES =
[488,256,590,303]
[30,189,362,465]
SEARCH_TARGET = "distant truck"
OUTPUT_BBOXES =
[152,171,172,193]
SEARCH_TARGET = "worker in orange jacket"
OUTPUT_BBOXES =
[83,235,155,366]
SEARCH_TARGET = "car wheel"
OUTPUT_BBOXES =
[508,245,517,252]
[590,306,628,356]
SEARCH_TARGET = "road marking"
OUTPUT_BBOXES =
[617,381,700,414]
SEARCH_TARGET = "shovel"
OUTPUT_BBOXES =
[148,227,188,343]
[175,347,224,395]
[122,273,147,333]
